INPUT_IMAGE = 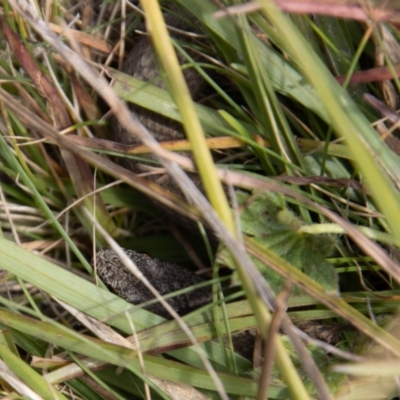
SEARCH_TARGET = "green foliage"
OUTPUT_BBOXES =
[219,191,338,293]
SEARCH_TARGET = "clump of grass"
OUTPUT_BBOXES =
[1,0,400,399]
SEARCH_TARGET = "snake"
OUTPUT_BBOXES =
[94,10,214,319]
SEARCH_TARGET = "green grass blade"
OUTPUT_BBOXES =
[0,342,68,400]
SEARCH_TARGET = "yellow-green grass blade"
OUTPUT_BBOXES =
[140,0,234,233]
[0,328,19,357]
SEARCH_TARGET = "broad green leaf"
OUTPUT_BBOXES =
[219,191,338,293]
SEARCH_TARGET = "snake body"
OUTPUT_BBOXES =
[95,11,213,318]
